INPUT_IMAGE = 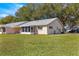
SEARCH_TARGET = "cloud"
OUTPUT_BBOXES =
[15,4,24,8]
[0,3,25,18]
[0,14,8,18]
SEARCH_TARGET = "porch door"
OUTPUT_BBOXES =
[30,26,37,34]
[33,26,38,34]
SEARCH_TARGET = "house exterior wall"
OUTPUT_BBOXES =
[47,19,63,34]
[20,32,32,34]
[5,27,20,34]
[0,28,3,34]
[0,32,2,34]
[37,26,48,34]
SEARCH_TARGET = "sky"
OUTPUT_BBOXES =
[0,3,26,18]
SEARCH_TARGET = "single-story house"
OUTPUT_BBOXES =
[20,18,64,34]
[0,18,64,34]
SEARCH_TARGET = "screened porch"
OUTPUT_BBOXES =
[20,26,38,34]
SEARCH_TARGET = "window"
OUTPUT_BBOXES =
[38,26,42,29]
[27,26,30,32]
[22,26,30,32]
[25,27,28,32]
[49,26,53,29]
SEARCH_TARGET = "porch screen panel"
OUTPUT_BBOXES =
[24,26,30,32]
[25,27,28,32]
[27,26,30,32]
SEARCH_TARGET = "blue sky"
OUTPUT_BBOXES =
[0,3,26,18]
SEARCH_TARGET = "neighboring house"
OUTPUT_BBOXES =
[64,24,79,33]
[20,18,64,34]
[69,25,79,33]
[2,21,27,34]
[64,24,71,32]
[0,18,64,34]
[0,25,4,34]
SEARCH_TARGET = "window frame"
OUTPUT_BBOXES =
[49,26,53,29]
[22,26,30,32]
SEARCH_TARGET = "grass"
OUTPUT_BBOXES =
[0,34,79,56]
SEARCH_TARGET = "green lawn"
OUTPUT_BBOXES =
[0,34,79,56]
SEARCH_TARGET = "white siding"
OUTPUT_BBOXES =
[37,26,48,34]
[0,28,2,34]
[0,32,2,34]
[47,19,63,34]
[20,32,32,34]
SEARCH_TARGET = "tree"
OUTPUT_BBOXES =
[1,3,79,26]
[0,16,15,24]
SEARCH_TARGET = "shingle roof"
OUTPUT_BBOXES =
[20,18,58,27]
[2,18,59,27]
[4,21,27,27]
